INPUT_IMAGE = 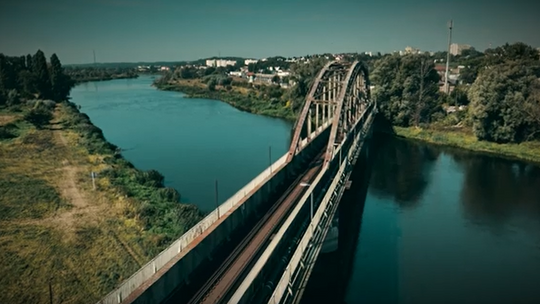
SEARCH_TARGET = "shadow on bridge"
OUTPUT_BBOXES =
[299,134,377,304]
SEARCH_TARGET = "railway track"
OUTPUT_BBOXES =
[187,150,326,304]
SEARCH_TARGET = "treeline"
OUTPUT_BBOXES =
[64,66,139,84]
[157,42,540,146]
[372,42,540,144]
[0,50,74,105]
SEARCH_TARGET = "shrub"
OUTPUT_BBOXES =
[24,107,53,129]
[0,126,16,140]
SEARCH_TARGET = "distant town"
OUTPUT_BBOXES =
[135,43,528,94]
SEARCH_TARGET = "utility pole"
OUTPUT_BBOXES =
[444,20,453,94]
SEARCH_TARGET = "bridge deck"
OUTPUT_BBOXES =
[188,149,326,304]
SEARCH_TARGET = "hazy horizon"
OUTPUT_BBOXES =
[1,0,539,64]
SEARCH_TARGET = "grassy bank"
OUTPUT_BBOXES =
[394,126,540,164]
[0,101,203,304]
[156,79,296,121]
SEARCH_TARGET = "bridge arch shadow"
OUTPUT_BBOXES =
[299,139,376,304]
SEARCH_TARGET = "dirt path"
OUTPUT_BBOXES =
[47,107,102,232]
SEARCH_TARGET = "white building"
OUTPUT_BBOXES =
[403,46,421,55]
[244,59,258,65]
[229,71,243,77]
[205,59,237,67]
[277,71,290,77]
[450,43,472,56]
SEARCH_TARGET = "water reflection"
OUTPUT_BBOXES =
[453,153,540,227]
[304,135,540,304]
[368,136,440,208]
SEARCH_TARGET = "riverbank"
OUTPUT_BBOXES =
[394,126,540,164]
[0,101,202,304]
[155,79,540,165]
[155,79,296,121]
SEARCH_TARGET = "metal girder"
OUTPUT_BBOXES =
[287,61,344,162]
[287,60,370,165]
[323,61,370,167]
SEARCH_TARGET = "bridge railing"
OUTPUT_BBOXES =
[99,154,290,304]
[268,106,376,304]
[98,120,332,304]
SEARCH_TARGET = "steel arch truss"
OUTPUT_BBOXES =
[286,61,371,165]
[323,61,370,167]
[287,61,353,162]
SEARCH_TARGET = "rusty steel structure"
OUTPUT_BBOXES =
[286,61,370,165]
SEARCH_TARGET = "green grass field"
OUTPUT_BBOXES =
[0,102,202,304]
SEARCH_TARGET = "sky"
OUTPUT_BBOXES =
[0,0,539,64]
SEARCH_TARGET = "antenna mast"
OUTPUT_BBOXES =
[444,20,453,94]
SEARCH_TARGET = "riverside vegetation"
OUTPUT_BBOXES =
[156,43,540,163]
[64,66,139,84]
[0,51,202,303]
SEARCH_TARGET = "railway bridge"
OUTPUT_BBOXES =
[98,60,377,304]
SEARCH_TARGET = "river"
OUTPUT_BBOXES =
[71,76,292,211]
[71,75,540,304]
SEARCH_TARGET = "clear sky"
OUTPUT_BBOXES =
[1,0,539,64]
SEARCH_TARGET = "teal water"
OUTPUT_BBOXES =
[70,76,292,211]
[343,137,540,304]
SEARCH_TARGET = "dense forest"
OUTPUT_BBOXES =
[0,50,74,105]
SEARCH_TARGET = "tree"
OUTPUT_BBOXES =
[0,54,17,93]
[272,75,281,84]
[468,61,540,143]
[371,54,441,127]
[460,48,483,59]
[521,79,540,140]
[459,67,478,84]
[483,42,539,66]
[50,53,72,101]
[207,78,217,91]
[449,85,470,106]
[32,50,52,99]
[179,67,194,79]
[25,54,32,70]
